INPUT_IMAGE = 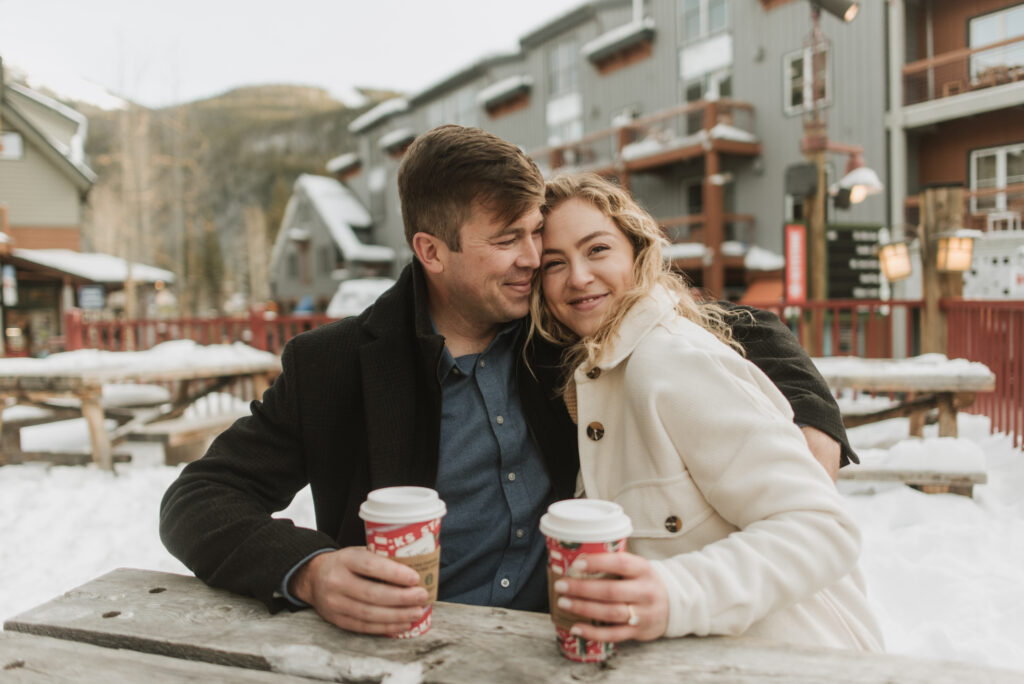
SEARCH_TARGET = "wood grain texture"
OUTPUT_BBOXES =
[0,632,317,683]
[5,569,1024,683]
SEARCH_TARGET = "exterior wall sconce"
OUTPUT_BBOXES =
[935,230,983,272]
[813,0,859,22]
[830,151,884,208]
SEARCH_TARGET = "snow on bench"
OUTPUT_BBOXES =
[839,437,987,497]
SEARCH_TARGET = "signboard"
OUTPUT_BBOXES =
[784,223,807,303]
[826,224,881,299]
[78,285,106,310]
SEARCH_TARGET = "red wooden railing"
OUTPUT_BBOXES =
[57,298,1024,449]
[63,307,336,355]
[946,299,1024,449]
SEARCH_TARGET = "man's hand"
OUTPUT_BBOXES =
[801,425,841,483]
[288,547,429,635]
[552,552,669,643]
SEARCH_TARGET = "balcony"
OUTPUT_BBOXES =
[528,99,759,178]
[899,34,1024,127]
[903,182,1024,232]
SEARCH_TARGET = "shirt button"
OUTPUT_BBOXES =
[507,472,516,481]
[500,578,510,588]
[586,422,605,441]
[496,415,504,425]
[515,528,525,538]
[479,360,486,368]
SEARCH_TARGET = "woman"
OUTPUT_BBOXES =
[529,173,883,651]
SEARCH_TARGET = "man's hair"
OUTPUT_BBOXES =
[397,125,545,251]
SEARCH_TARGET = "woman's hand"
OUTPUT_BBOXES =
[552,551,669,642]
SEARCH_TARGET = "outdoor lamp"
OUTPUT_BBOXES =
[831,152,884,208]
[813,0,859,22]
[878,241,913,281]
[935,230,983,272]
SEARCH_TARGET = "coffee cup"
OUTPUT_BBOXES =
[359,486,447,638]
[539,499,633,662]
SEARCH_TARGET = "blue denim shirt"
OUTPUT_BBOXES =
[281,320,552,610]
[434,320,551,609]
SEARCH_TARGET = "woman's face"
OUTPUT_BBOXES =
[540,197,636,338]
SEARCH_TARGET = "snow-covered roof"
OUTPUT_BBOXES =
[378,127,416,152]
[293,174,394,263]
[4,58,127,111]
[477,75,534,109]
[743,245,785,271]
[662,242,707,261]
[11,249,175,284]
[1,86,97,185]
[325,152,360,174]
[348,98,409,133]
[582,17,656,63]
[621,123,758,162]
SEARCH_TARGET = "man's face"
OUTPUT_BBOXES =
[439,203,544,329]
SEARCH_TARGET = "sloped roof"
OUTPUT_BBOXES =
[10,249,174,284]
[0,95,96,191]
[269,175,394,275]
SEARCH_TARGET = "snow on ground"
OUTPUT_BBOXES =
[0,402,1022,673]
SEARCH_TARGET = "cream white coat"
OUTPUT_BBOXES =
[573,288,884,651]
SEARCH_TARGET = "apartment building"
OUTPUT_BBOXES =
[889,0,1024,299]
[327,0,892,301]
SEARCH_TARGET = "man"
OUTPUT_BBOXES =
[160,125,854,637]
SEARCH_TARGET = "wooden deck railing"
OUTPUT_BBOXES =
[902,34,1024,106]
[903,182,1024,231]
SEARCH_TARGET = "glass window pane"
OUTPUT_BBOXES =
[709,0,728,33]
[1007,148,1024,185]
[1006,5,1024,37]
[718,73,733,98]
[975,153,998,185]
[970,15,999,47]
[789,55,805,109]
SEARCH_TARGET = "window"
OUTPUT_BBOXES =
[548,38,579,96]
[784,44,830,116]
[287,252,299,279]
[680,0,729,44]
[969,4,1024,82]
[971,143,1024,212]
[0,131,24,160]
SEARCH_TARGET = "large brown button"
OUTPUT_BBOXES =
[664,515,681,533]
[586,422,605,441]
[586,367,601,379]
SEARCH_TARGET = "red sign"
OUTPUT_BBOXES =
[784,224,807,303]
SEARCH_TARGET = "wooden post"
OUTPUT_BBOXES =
[804,147,828,356]
[919,185,965,354]
[703,148,725,298]
[80,390,113,471]
[64,308,84,350]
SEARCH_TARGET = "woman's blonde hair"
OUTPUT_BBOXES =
[527,173,742,382]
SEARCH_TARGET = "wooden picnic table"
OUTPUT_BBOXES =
[0,355,280,470]
[3,568,1022,683]
[812,355,996,439]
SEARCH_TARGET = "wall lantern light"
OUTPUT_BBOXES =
[878,240,913,281]
[830,152,884,208]
[813,0,859,22]
[935,229,983,272]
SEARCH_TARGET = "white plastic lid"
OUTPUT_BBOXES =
[358,486,447,524]
[539,499,633,543]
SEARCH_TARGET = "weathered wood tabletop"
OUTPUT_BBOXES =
[3,568,1022,683]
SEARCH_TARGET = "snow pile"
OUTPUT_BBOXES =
[813,354,995,384]
[0,340,278,376]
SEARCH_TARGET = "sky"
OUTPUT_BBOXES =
[0,0,586,108]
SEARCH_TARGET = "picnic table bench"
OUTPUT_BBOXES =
[125,410,248,465]
[814,355,996,497]
[4,568,1023,683]
[0,347,279,470]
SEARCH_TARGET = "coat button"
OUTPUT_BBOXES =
[586,422,605,441]
[664,515,681,533]
[586,367,601,379]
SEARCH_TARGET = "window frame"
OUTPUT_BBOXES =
[679,0,731,45]
[782,44,832,117]
[970,141,1024,213]
[0,131,25,160]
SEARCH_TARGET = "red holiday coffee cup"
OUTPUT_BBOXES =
[539,499,633,662]
[359,486,447,638]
